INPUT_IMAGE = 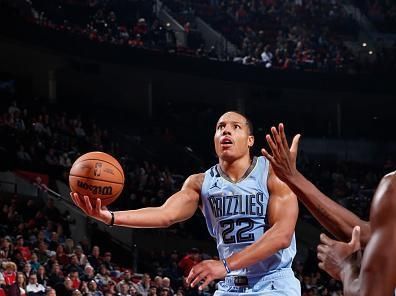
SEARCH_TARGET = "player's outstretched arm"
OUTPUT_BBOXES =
[71,173,203,227]
[262,123,370,246]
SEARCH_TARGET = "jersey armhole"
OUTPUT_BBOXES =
[263,157,270,194]
[199,173,208,209]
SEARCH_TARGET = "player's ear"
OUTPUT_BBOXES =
[248,135,254,148]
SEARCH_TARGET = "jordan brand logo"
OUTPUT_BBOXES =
[210,180,221,190]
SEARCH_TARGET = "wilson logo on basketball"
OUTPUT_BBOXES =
[77,180,112,195]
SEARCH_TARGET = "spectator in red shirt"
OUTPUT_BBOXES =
[1,261,17,286]
[69,271,80,290]
[15,235,32,261]
[177,248,201,277]
[133,18,148,36]
[55,245,69,267]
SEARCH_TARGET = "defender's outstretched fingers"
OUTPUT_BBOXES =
[266,134,280,159]
[271,126,286,156]
[318,262,325,271]
[320,233,335,246]
[317,243,328,254]
[261,148,274,162]
[348,226,361,252]
[279,123,290,152]
[317,250,325,262]
[290,134,301,155]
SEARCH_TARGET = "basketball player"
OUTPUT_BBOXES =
[262,123,396,295]
[71,111,301,295]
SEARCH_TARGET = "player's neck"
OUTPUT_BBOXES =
[219,154,253,182]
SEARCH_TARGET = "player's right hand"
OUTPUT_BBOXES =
[70,192,112,225]
[261,123,301,182]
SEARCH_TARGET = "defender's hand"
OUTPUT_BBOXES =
[261,123,300,182]
[317,226,361,280]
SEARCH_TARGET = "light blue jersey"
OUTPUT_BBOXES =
[201,156,299,294]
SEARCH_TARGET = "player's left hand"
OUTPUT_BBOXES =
[186,260,227,291]
[317,226,361,280]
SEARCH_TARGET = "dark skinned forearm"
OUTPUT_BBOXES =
[287,172,371,246]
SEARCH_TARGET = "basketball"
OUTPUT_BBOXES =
[69,151,124,206]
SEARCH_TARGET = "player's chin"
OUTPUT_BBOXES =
[219,150,236,161]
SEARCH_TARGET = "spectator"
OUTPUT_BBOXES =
[36,242,50,265]
[16,272,27,296]
[117,283,131,296]
[47,264,64,288]
[15,235,32,262]
[87,246,101,272]
[73,246,87,267]
[68,271,80,290]
[55,245,69,267]
[45,288,56,296]
[81,265,95,283]
[26,273,45,296]
[94,265,112,287]
[115,270,132,293]
[29,254,40,273]
[64,255,83,277]
[1,261,17,287]
[22,263,32,280]
[87,280,103,296]
[101,252,114,272]
[36,266,48,287]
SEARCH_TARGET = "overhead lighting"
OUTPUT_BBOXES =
[362,42,367,47]
[369,50,373,55]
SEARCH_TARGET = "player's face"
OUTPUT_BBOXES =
[214,112,254,161]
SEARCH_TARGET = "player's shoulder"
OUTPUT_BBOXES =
[377,171,396,197]
[371,171,396,218]
[183,173,205,191]
[383,170,396,183]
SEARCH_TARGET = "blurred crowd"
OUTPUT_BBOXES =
[3,0,178,51]
[162,0,358,71]
[2,0,396,73]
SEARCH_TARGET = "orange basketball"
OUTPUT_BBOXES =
[69,151,124,207]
